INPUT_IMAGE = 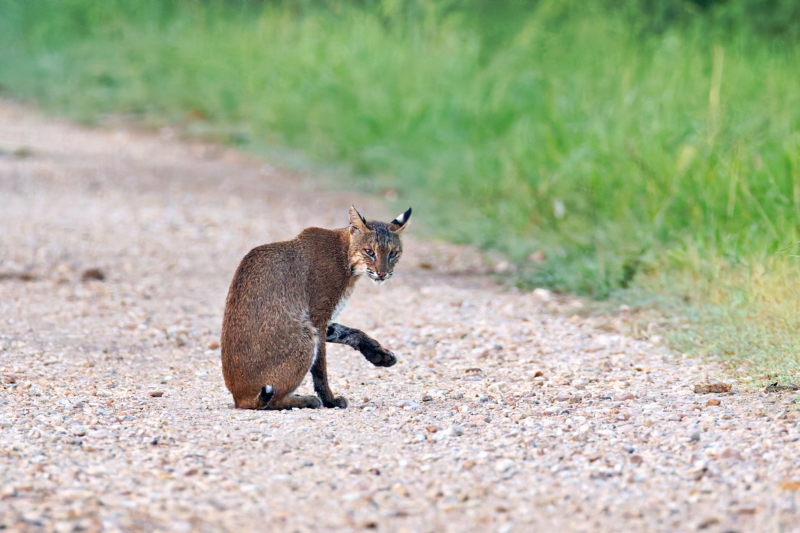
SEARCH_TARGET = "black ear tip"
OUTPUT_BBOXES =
[391,207,412,228]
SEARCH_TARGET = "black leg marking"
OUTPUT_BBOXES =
[326,323,397,367]
[312,331,349,409]
[257,385,274,409]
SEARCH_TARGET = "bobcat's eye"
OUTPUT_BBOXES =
[364,249,376,259]
[389,251,399,260]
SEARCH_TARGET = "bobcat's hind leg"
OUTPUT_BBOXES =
[237,386,320,410]
[267,394,322,410]
[311,335,348,409]
[326,323,397,367]
[263,319,323,410]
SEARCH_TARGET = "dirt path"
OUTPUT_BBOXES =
[1,101,798,533]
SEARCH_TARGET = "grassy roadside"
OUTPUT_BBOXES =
[1,0,799,384]
[606,258,800,389]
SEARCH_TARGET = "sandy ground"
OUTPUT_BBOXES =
[1,101,799,533]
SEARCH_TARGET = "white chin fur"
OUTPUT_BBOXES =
[370,278,385,286]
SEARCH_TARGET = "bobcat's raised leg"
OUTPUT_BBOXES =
[310,335,349,409]
[326,323,397,367]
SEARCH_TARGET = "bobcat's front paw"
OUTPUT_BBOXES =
[362,344,397,367]
[322,395,349,409]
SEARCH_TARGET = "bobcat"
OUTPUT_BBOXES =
[221,205,411,410]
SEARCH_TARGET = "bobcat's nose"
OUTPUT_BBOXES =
[376,271,388,280]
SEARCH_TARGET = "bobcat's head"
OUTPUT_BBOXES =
[348,205,411,285]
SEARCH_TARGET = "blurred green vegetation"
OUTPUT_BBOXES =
[2,0,800,381]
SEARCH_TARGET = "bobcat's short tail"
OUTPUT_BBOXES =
[257,385,274,409]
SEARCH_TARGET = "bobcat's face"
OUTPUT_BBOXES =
[348,206,412,285]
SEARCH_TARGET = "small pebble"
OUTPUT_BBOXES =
[81,268,105,282]
[495,459,516,474]
[447,424,465,437]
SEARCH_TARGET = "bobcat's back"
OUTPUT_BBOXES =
[221,228,352,408]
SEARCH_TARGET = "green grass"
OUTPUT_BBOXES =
[1,0,799,382]
[599,254,800,389]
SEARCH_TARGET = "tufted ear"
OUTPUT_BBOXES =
[349,205,369,234]
[389,207,412,233]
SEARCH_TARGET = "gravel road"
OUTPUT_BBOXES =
[1,101,799,533]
